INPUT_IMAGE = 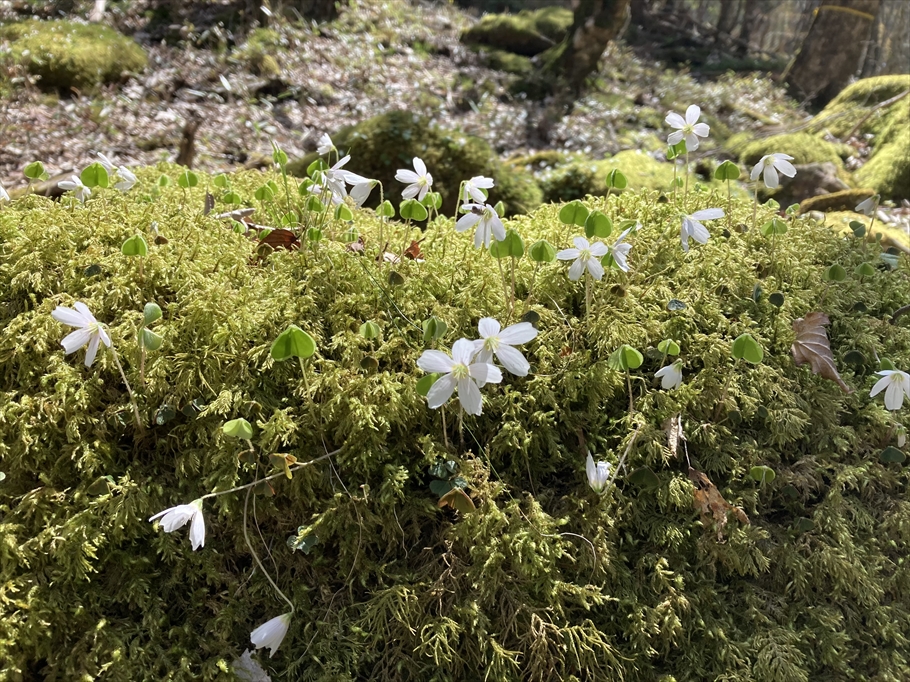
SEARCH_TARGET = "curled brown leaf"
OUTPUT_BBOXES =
[791,312,852,393]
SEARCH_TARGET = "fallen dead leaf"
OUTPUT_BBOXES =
[689,467,749,541]
[791,312,852,393]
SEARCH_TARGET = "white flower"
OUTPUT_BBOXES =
[308,175,343,205]
[607,226,634,272]
[51,301,112,367]
[148,499,206,550]
[455,203,505,248]
[417,338,502,416]
[870,370,910,411]
[317,133,335,157]
[232,650,270,682]
[395,157,433,201]
[462,175,494,204]
[680,208,724,252]
[750,153,797,189]
[655,361,683,390]
[97,152,115,173]
[855,194,880,216]
[557,236,609,281]
[586,452,611,494]
[0,182,9,202]
[115,166,137,192]
[349,180,376,207]
[324,155,369,202]
[665,105,710,151]
[250,613,292,658]
[473,317,538,380]
[58,175,91,203]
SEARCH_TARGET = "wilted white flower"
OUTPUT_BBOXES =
[0,182,9,202]
[607,226,634,272]
[417,338,502,416]
[349,180,376,207]
[456,203,505,248]
[855,194,880,216]
[317,133,335,157]
[870,370,910,411]
[586,452,611,494]
[51,301,112,367]
[665,105,710,151]
[557,236,608,281]
[655,360,683,390]
[250,613,292,658]
[58,175,91,203]
[148,499,206,550]
[473,317,538,380]
[680,208,724,252]
[750,153,796,189]
[462,175,494,204]
[115,166,137,192]
[395,157,433,201]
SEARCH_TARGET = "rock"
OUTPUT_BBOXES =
[770,162,849,206]
[798,188,876,215]
[460,7,572,57]
[739,132,852,168]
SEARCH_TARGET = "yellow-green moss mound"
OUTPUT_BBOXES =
[1,167,909,681]
[287,110,543,215]
[460,6,572,56]
[739,132,851,168]
[0,19,147,90]
[234,28,285,77]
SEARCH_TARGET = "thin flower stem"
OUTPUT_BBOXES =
[200,449,340,502]
[110,345,142,431]
[585,273,592,317]
[684,151,690,208]
[244,484,295,614]
[599,426,640,501]
[626,370,635,414]
[441,405,449,450]
[497,257,510,314]
[752,185,759,230]
[727,180,732,231]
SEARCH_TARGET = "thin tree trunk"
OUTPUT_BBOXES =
[783,0,882,108]
[552,0,631,93]
[861,3,882,77]
[737,0,766,55]
[715,0,740,42]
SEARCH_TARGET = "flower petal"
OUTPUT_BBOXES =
[452,338,479,365]
[413,157,427,176]
[84,333,101,367]
[60,327,93,354]
[870,375,891,397]
[490,216,506,242]
[586,258,605,281]
[478,317,500,339]
[497,322,537,345]
[885,381,904,410]
[690,208,724,220]
[774,159,797,177]
[692,122,710,137]
[572,236,590,250]
[469,362,502,385]
[455,212,481,232]
[418,350,454,374]
[52,305,88,328]
[685,132,699,151]
[688,219,711,245]
[750,163,763,181]
[763,164,779,189]
[426,374,457,409]
[395,170,419,183]
[685,104,701,125]
[189,508,205,550]
[665,112,686,129]
[589,242,608,258]
[457,378,483,416]
[667,131,684,145]
[495,344,530,376]
[568,258,585,281]
[401,184,419,200]
[73,302,97,323]
[556,248,580,261]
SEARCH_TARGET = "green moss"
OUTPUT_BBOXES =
[0,19,147,91]
[798,188,876,215]
[234,28,285,77]
[460,6,572,56]
[286,110,542,215]
[1,167,909,681]
[471,46,533,75]
[823,210,910,253]
[725,132,757,158]
[739,133,850,168]
[814,75,910,147]
[854,126,910,201]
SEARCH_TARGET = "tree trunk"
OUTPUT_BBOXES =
[860,3,882,77]
[783,0,881,108]
[630,0,650,26]
[552,0,631,93]
[715,0,740,41]
[736,0,767,55]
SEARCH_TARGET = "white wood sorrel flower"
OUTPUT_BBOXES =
[665,105,710,151]
[395,157,433,201]
[58,175,91,203]
[608,226,634,272]
[586,452,611,494]
[417,338,502,416]
[250,612,292,658]
[855,194,880,216]
[870,370,910,411]
[0,182,9,202]
[52,302,112,367]
[655,361,683,390]
[324,155,369,203]
[750,153,796,189]
[456,203,505,248]
[681,208,724,252]
[148,499,206,550]
[473,317,538,380]
[557,236,608,281]
[462,175,494,204]
[317,133,335,156]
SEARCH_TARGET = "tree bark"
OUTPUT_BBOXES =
[736,0,767,55]
[552,0,631,93]
[783,0,882,108]
[715,0,741,42]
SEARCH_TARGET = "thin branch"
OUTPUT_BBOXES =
[200,449,340,501]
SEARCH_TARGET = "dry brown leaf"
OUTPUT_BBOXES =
[664,414,685,461]
[791,312,852,393]
[689,468,749,541]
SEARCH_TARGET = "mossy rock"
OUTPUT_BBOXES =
[234,27,286,77]
[460,6,572,56]
[286,110,542,215]
[854,126,910,201]
[739,133,851,169]
[2,165,910,681]
[823,210,910,254]
[813,75,910,147]
[798,188,876,215]
[0,19,147,90]
[724,131,757,158]
[471,46,533,75]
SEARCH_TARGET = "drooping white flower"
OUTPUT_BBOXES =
[250,613,292,658]
[115,166,137,192]
[455,203,505,248]
[750,153,797,189]
[870,370,910,411]
[557,236,609,281]
[349,180,376,207]
[665,105,710,151]
[395,157,433,201]
[680,208,724,252]
[462,175,494,204]
[308,175,343,205]
[0,182,9,202]
[51,301,112,367]
[317,133,335,157]
[655,360,683,390]
[324,155,369,203]
[586,452,611,494]
[607,226,634,272]
[148,499,206,550]
[58,175,91,203]
[417,338,502,416]
[855,194,880,216]
[473,317,538,380]
[97,152,115,173]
